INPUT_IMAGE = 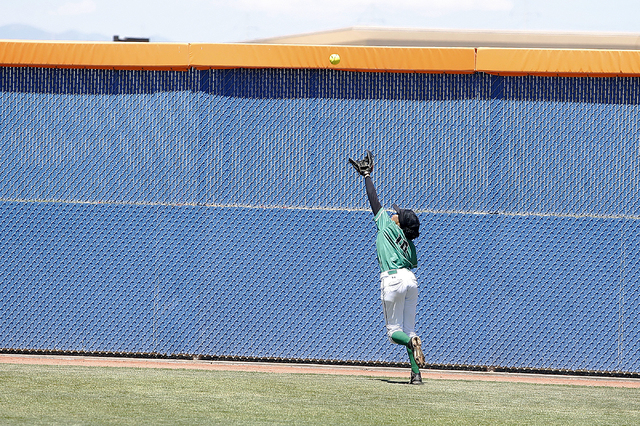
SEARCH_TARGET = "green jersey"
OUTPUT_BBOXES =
[374,209,418,273]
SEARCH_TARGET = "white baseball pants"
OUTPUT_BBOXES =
[380,268,418,341]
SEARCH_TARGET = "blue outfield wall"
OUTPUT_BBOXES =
[0,67,639,372]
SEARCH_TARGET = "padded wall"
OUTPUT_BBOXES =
[0,67,638,372]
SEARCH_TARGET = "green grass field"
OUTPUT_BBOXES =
[0,363,639,425]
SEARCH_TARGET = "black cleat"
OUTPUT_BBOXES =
[410,371,423,385]
[410,336,425,367]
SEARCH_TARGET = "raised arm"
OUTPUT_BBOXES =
[365,176,382,216]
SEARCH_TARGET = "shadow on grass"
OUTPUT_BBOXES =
[375,378,412,385]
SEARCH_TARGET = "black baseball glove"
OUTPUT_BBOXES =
[348,150,374,177]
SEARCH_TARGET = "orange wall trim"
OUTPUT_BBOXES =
[0,41,475,73]
[2,40,640,76]
[477,48,640,77]
[190,44,476,73]
[0,41,191,71]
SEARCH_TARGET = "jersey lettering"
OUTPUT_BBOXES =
[395,235,409,254]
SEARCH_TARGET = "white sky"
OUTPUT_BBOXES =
[1,0,640,43]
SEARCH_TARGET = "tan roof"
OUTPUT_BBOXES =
[249,26,640,50]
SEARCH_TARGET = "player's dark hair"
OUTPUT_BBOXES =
[393,204,420,240]
[403,225,420,241]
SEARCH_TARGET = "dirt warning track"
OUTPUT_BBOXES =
[1,354,639,389]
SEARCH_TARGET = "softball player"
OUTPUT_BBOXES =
[349,150,425,385]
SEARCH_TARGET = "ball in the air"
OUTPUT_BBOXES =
[329,54,341,65]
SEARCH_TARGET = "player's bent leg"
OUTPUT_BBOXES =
[391,331,421,378]
[390,330,410,346]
